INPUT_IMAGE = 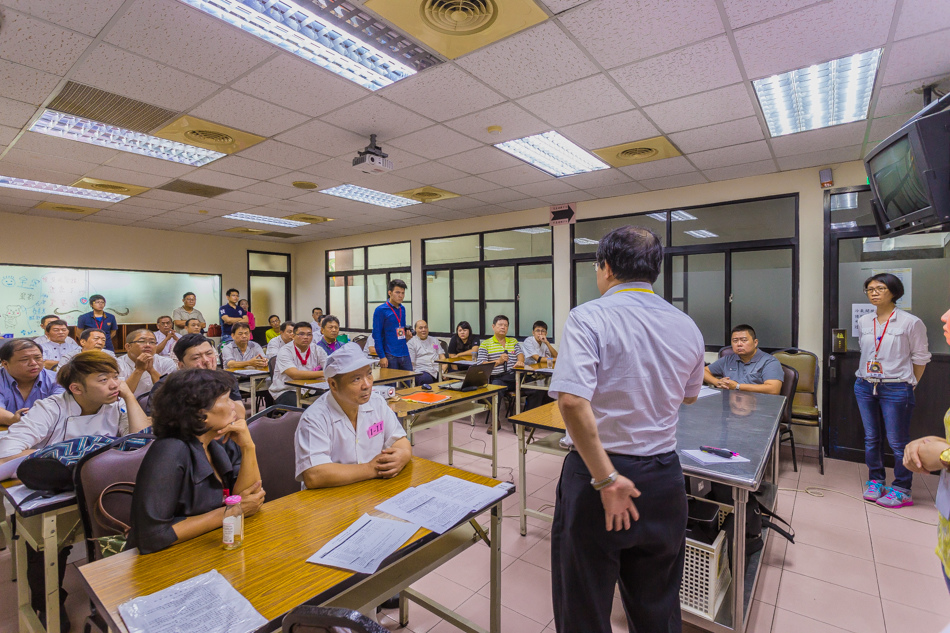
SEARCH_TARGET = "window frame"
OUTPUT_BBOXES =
[325,240,411,333]
[247,250,292,324]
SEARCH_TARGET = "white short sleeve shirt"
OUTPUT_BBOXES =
[222,341,264,366]
[294,391,407,481]
[117,353,180,397]
[407,336,442,377]
[154,330,181,357]
[40,339,81,366]
[265,336,290,359]
[521,337,552,361]
[270,343,328,398]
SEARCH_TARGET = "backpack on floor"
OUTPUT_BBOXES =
[710,483,794,563]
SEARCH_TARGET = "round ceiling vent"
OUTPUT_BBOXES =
[90,183,130,193]
[414,191,442,201]
[52,205,86,213]
[292,181,318,189]
[185,129,235,145]
[421,0,498,35]
[618,147,658,160]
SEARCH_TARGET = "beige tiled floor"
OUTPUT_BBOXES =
[0,416,948,632]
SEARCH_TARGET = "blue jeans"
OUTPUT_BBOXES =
[415,371,438,386]
[385,354,412,372]
[854,378,915,492]
[944,567,950,594]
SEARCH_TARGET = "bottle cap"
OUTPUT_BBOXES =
[224,495,242,505]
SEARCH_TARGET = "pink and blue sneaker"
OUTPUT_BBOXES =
[863,480,885,502]
[876,487,913,508]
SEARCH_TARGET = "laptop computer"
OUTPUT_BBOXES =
[441,362,495,391]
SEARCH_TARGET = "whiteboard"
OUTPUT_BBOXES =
[1,265,221,338]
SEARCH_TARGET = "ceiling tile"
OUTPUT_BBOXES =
[703,159,776,182]
[439,145,525,174]
[582,180,648,198]
[560,110,659,150]
[619,155,695,180]
[320,96,433,140]
[104,0,275,83]
[669,116,765,154]
[499,198,546,211]
[0,59,60,105]
[387,126,482,160]
[269,171,341,192]
[512,178,578,198]
[776,144,862,170]
[0,124,17,145]
[735,0,896,79]
[0,161,77,185]
[688,139,772,170]
[0,0,126,37]
[444,102,549,144]
[873,78,941,117]
[881,29,950,86]
[431,176,498,195]
[117,195,182,211]
[456,21,599,98]
[560,168,632,189]
[559,0,724,69]
[71,43,220,112]
[16,131,118,164]
[138,188,205,205]
[82,165,170,188]
[184,168,256,190]
[517,74,634,127]
[235,140,326,171]
[611,36,743,106]
[639,171,709,191]
[197,196,252,212]
[0,9,93,75]
[894,0,950,40]
[231,53,369,117]
[417,208,476,221]
[82,214,136,226]
[868,115,909,142]
[722,0,824,29]
[469,188,533,204]
[206,155,290,180]
[213,190,275,206]
[275,119,366,156]
[264,198,328,214]
[769,121,866,156]
[2,148,92,176]
[427,196,486,210]
[643,84,755,132]
[104,152,196,178]
[380,64,506,122]
[0,190,46,205]
[191,89,309,138]
[480,164,551,187]
[0,95,37,128]
[105,202,175,217]
[543,191,595,205]
[540,0,590,12]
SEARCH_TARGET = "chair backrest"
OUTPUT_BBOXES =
[282,606,388,633]
[773,349,819,408]
[136,392,150,414]
[247,406,304,501]
[268,355,277,380]
[352,335,368,350]
[779,364,799,425]
[718,346,734,358]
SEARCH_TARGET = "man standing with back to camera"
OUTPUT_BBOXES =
[548,226,705,633]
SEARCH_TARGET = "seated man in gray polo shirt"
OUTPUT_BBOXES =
[704,324,783,395]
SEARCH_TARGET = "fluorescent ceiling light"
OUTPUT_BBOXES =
[684,229,718,239]
[481,246,515,251]
[753,49,882,137]
[0,176,128,202]
[29,110,224,167]
[647,210,697,222]
[513,227,551,234]
[573,237,599,245]
[495,131,610,177]
[178,0,415,91]
[320,184,421,208]
[830,192,859,211]
[222,212,308,227]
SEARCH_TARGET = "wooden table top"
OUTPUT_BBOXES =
[287,367,420,389]
[507,401,565,432]
[226,368,269,377]
[514,361,556,373]
[435,356,476,364]
[389,383,505,418]
[79,458,505,627]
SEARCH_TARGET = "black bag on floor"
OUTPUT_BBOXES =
[710,483,794,564]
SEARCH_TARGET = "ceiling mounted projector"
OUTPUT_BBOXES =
[353,134,394,174]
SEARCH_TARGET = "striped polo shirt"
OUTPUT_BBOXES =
[476,336,522,375]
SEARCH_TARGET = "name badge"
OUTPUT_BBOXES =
[866,360,885,379]
[433,344,439,351]
[367,421,384,438]
[396,328,406,340]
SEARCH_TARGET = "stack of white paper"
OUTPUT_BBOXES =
[307,514,419,574]
[376,476,511,534]
[697,386,720,399]
[418,475,510,512]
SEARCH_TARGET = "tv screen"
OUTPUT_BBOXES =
[867,135,930,222]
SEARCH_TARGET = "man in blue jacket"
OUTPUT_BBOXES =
[372,279,413,371]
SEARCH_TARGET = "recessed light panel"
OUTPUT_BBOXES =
[222,212,308,228]
[495,131,610,178]
[753,49,882,137]
[320,184,421,209]
[684,229,718,239]
[573,237,599,245]
[0,176,129,202]
[513,227,551,234]
[646,211,697,222]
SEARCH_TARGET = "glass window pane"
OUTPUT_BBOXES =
[484,303,515,339]
[574,213,667,254]
[328,276,346,324]
[453,268,479,300]
[670,197,797,246]
[248,252,288,272]
[328,248,364,272]
[485,266,514,301]
[425,234,480,265]
[367,274,387,303]
[402,272,412,324]
[518,264,552,337]
[483,227,552,260]
[829,190,876,229]
[426,270,450,334]
[368,242,410,269]
[673,253,725,347]
[731,249,793,348]
[249,274,286,323]
[575,261,601,306]
[454,302,481,336]
[347,275,365,330]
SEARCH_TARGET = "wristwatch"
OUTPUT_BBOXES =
[591,471,618,490]
[940,447,950,469]
[734,383,740,390]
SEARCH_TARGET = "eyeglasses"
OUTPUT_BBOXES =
[591,261,600,270]
[865,287,888,295]
[131,339,156,345]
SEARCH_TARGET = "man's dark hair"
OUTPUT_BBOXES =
[57,351,118,389]
[88,294,105,304]
[864,273,905,302]
[185,318,200,328]
[45,319,68,333]
[312,307,323,314]
[182,292,195,300]
[268,314,280,323]
[293,321,313,334]
[79,328,106,343]
[321,315,340,327]
[40,314,58,325]
[492,314,509,326]
[157,315,172,324]
[388,278,407,293]
[174,333,214,361]
[226,288,239,297]
[151,369,236,440]
[532,321,548,331]
[0,338,42,363]
[731,324,757,340]
[231,322,251,335]
[280,320,294,332]
[595,225,662,284]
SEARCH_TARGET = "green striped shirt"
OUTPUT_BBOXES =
[477,337,522,375]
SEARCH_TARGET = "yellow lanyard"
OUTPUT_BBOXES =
[615,288,655,294]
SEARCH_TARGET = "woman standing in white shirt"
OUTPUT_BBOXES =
[855,273,931,509]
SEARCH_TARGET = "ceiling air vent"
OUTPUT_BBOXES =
[33,201,98,214]
[153,115,264,154]
[283,214,331,223]
[158,179,231,198]
[423,0,498,34]
[261,231,299,239]
[292,181,319,190]
[225,227,267,234]
[394,186,459,203]
[593,136,681,168]
[47,82,179,133]
[71,177,149,197]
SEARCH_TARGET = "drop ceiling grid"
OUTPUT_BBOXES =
[0,8,94,75]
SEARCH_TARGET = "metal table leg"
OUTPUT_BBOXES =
[515,373,522,416]
[732,487,748,631]
[489,503,502,633]
[295,386,302,408]
[43,513,60,633]
[249,378,258,415]
[491,394,498,479]
[518,424,527,536]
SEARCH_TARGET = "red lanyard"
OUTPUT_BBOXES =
[93,315,105,330]
[872,311,895,359]
[295,345,311,369]
[387,301,403,326]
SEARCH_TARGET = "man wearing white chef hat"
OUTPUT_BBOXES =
[294,343,411,489]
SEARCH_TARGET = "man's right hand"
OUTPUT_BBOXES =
[9,408,28,424]
[134,353,152,371]
[600,475,641,531]
[497,353,509,365]
[379,357,389,368]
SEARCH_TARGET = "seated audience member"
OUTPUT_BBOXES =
[295,343,410,489]
[270,322,328,406]
[239,299,256,332]
[407,320,444,386]
[218,288,247,344]
[39,319,81,370]
[144,334,244,415]
[316,315,344,356]
[522,320,558,363]
[221,323,267,370]
[0,351,147,625]
[129,369,264,555]
[447,320,479,360]
[477,315,525,394]
[704,324,784,395]
[0,339,64,426]
[58,329,116,367]
[33,315,59,346]
[365,333,377,357]
[266,321,295,359]
[118,329,179,397]
[310,307,324,335]
[77,295,118,352]
[154,315,180,358]
[183,318,203,335]
[173,292,206,333]
[265,315,282,342]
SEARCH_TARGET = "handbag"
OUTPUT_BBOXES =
[90,481,135,558]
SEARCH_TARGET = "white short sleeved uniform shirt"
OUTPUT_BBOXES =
[117,353,179,397]
[294,391,406,481]
[40,338,81,366]
[154,331,180,357]
[407,336,442,377]
[265,336,290,359]
[270,343,328,398]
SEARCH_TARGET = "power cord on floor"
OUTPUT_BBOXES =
[462,416,516,485]
[778,485,938,526]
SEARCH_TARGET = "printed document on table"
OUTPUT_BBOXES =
[681,450,751,466]
[376,487,471,534]
[418,475,510,512]
[119,569,266,633]
[232,369,265,375]
[307,514,419,574]
[697,386,720,399]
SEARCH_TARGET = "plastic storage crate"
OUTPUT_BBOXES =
[679,515,731,620]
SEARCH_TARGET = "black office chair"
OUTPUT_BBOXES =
[281,606,388,632]
[718,346,734,358]
[352,334,368,350]
[778,364,800,473]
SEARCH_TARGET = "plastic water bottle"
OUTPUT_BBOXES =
[222,495,244,550]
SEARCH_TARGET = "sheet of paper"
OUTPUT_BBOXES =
[851,303,875,337]
[232,369,265,376]
[0,455,26,482]
[307,513,419,574]
[681,450,751,466]
[119,569,266,633]
[418,475,510,512]
[301,381,329,391]
[376,488,471,534]
[697,386,720,399]
[4,484,75,512]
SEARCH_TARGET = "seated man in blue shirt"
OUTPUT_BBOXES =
[704,324,783,395]
[0,339,65,426]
